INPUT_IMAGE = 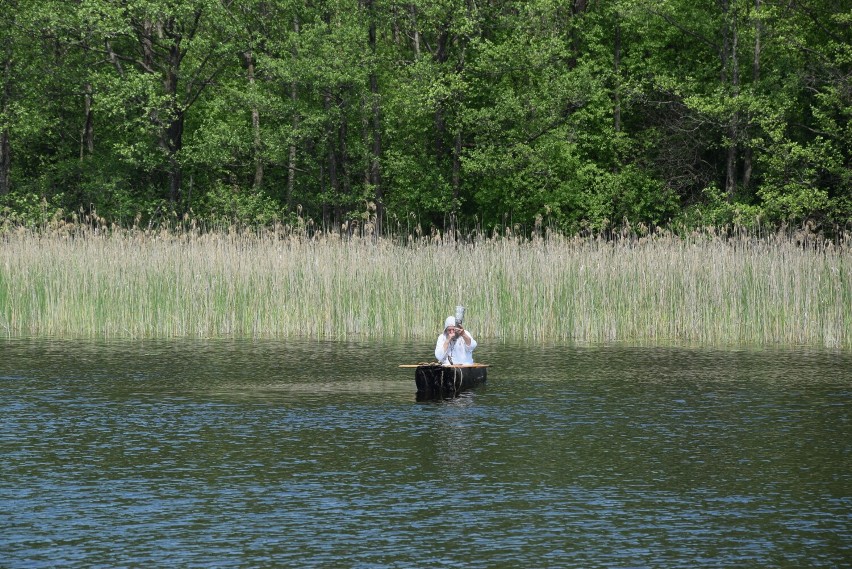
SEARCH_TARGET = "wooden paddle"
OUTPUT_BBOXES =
[398,363,489,368]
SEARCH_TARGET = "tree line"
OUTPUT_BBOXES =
[1,0,849,234]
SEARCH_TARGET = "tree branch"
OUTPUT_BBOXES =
[644,7,721,53]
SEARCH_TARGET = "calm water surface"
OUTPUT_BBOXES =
[1,338,849,568]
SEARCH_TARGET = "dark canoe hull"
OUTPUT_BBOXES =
[414,364,487,397]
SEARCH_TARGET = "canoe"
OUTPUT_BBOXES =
[401,363,488,396]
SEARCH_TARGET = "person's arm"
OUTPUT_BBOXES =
[461,330,477,352]
[435,334,449,361]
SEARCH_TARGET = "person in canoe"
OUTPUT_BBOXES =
[435,316,477,365]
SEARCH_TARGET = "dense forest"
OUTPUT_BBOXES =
[0,0,849,234]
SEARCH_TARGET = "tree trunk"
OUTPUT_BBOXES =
[287,15,300,210]
[433,27,448,162]
[370,82,383,235]
[451,129,461,232]
[319,159,329,228]
[366,0,383,235]
[391,4,400,44]
[287,80,298,210]
[81,82,94,161]
[142,17,184,204]
[568,0,588,69]
[166,112,184,204]
[105,40,125,77]
[613,14,621,134]
[0,52,11,196]
[725,8,739,201]
[0,127,9,197]
[719,0,739,202]
[163,62,182,203]
[244,50,263,190]
[339,97,351,203]
[411,6,421,59]
[325,92,340,223]
[743,0,760,191]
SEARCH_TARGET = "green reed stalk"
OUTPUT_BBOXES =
[1,225,850,347]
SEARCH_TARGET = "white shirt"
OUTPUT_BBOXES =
[435,332,477,365]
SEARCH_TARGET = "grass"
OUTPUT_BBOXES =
[1,221,850,348]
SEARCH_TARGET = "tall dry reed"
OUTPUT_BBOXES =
[1,223,850,347]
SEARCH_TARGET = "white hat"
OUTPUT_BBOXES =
[444,316,456,329]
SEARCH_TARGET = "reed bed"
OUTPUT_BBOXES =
[1,223,850,348]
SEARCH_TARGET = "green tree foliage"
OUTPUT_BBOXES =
[1,0,848,232]
[1,1,82,204]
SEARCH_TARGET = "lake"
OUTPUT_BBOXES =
[1,338,849,568]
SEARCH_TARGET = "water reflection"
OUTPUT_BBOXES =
[1,338,849,568]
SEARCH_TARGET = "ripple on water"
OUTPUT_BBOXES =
[0,339,849,567]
